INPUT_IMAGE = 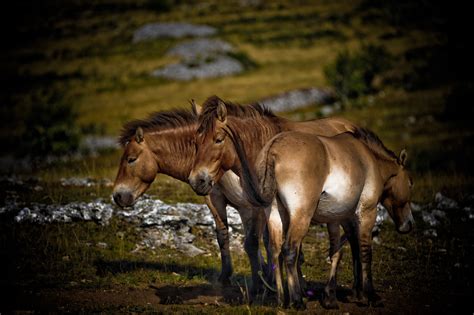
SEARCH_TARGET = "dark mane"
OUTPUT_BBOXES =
[119,109,197,146]
[197,95,277,134]
[352,127,397,161]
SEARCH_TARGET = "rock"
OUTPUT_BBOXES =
[81,135,119,153]
[167,38,234,60]
[178,243,206,257]
[423,229,438,237]
[258,88,334,113]
[151,55,243,81]
[431,209,447,219]
[96,242,108,249]
[435,192,459,209]
[410,202,423,212]
[133,23,217,42]
[422,210,440,227]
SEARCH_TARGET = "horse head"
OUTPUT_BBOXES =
[381,149,415,234]
[189,99,236,195]
[113,127,158,207]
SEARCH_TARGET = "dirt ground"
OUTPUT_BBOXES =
[6,277,469,314]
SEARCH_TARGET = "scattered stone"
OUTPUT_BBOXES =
[81,135,119,153]
[178,243,206,257]
[423,229,438,238]
[60,177,113,188]
[258,88,334,113]
[1,196,243,253]
[167,38,234,60]
[410,202,423,212]
[397,246,407,252]
[96,242,108,249]
[422,210,440,227]
[152,55,243,81]
[133,23,217,42]
[6,200,114,225]
[431,209,447,220]
[435,192,458,210]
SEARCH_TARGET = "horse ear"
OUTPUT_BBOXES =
[398,149,408,166]
[135,127,144,144]
[217,100,227,123]
[190,99,202,116]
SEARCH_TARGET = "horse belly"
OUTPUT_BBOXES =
[314,169,358,222]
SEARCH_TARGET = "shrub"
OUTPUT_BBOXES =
[21,99,80,156]
[324,44,392,102]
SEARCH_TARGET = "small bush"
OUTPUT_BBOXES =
[21,99,80,156]
[324,44,392,102]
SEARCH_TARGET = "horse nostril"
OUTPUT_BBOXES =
[113,193,121,204]
[199,178,206,184]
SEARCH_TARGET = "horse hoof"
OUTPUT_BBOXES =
[322,296,339,309]
[217,275,231,286]
[347,288,362,302]
[368,292,383,307]
[290,300,306,310]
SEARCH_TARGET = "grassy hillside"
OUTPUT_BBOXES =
[1,0,473,313]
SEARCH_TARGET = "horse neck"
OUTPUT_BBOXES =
[147,126,196,182]
[375,156,400,186]
[226,116,282,173]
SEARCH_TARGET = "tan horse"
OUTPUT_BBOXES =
[227,125,414,308]
[112,105,268,295]
[113,96,356,300]
[189,98,364,306]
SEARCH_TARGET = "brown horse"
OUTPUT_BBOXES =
[112,104,268,295]
[225,125,414,308]
[113,96,356,300]
[189,98,363,306]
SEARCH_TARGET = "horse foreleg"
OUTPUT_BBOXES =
[322,222,342,309]
[357,206,381,306]
[205,190,232,285]
[241,210,265,299]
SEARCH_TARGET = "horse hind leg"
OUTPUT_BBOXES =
[264,200,285,307]
[341,218,363,301]
[322,222,342,309]
[283,211,313,310]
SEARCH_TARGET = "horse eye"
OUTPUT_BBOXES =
[215,137,224,144]
[127,157,137,164]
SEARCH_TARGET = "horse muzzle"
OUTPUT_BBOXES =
[188,171,214,196]
[397,218,414,234]
[113,189,135,208]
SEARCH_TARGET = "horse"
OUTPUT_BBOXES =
[113,96,356,300]
[188,98,365,307]
[223,120,414,308]
[112,104,267,295]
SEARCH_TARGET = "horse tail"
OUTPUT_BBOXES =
[254,141,277,206]
[225,126,273,208]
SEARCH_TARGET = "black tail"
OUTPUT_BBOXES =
[224,125,272,208]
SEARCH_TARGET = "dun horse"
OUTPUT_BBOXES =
[112,105,267,295]
[113,96,356,299]
[196,102,414,308]
[189,98,366,307]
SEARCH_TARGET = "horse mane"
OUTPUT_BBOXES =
[197,95,277,134]
[119,109,197,146]
[352,127,398,161]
